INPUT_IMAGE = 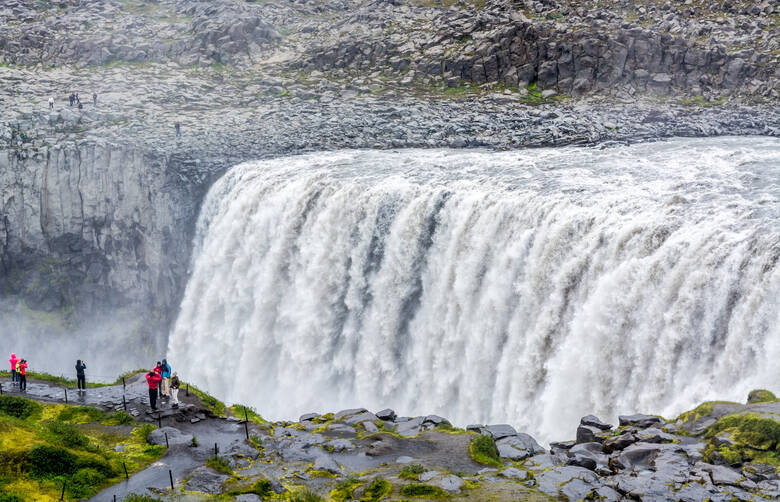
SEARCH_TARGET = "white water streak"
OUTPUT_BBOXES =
[170,138,780,442]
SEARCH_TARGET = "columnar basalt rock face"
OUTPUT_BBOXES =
[0,143,203,327]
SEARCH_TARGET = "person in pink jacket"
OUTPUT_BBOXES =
[9,353,19,384]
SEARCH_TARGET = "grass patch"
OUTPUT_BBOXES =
[185,382,226,417]
[363,478,392,500]
[469,434,502,467]
[205,455,233,475]
[229,404,267,424]
[290,487,325,502]
[330,477,361,501]
[0,397,163,500]
[401,483,450,498]
[399,464,426,480]
[0,396,42,420]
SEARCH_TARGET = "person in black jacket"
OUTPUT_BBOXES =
[76,360,87,391]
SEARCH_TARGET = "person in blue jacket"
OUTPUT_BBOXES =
[160,358,172,401]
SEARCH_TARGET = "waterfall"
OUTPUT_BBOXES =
[169,137,780,442]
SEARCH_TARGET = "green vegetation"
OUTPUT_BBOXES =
[469,434,502,467]
[205,455,233,475]
[363,478,392,500]
[186,382,226,416]
[702,413,780,467]
[399,463,426,480]
[401,483,450,498]
[0,397,164,501]
[229,404,267,424]
[250,478,273,497]
[747,389,777,404]
[289,487,325,502]
[330,477,362,501]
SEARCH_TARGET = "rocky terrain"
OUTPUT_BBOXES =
[1,0,779,369]
[2,373,779,501]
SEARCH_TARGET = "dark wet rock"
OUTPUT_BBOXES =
[701,463,743,486]
[576,424,606,444]
[148,426,193,446]
[466,424,484,433]
[497,442,530,461]
[635,427,676,443]
[375,408,396,421]
[299,413,320,422]
[326,423,356,435]
[611,442,683,471]
[580,415,612,430]
[485,424,517,440]
[567,442,607,471]
[592,486,622,501]
[603,432,638,453]
[326,438,354,453]
[396,417,425,437]
[618,414,664,428]
[186,466,230,494]
[423,415,447,425]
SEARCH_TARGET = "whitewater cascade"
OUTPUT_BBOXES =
[170,137,780,442]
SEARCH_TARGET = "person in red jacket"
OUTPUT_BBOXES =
[146,369,162,410]
[18,359,28,392]
[9,353,18,385]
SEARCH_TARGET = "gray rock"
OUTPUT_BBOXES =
[326,439,354,453]
[187,466,231,494]
[342,411,378,425]
[396,456,415,464]
[618,414,663,428]
[743,462,778,482]
[603,432,638,453]
[335,408,368,420]
[702,463,742,486]
[233,495,263,502]
[375,408,396,421]
[497,443,530,461]
[580,415,612,430]
[362,421,379,433]
[419,471,439,482]
[485,424,517,440]
[313,455,343,475]
[576,424,605,444]
[424,415,447,425]
[499,467,529,480]
[299,413,320,422]
[535,466,599,498]
[435,474,465,493]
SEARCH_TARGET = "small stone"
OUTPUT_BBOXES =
[499,467,529,480]
[376,408,396,421]
[396,456,415,464]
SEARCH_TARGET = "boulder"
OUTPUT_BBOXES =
[313,455,344,475]
[342,411,378,425]
[618,414,663,428]
[299,413,320,422]
[580,415,613,430]
[424,415,447,425]
[497,443,530,461]
[375,408,396,421]
[576,424,605,444]
[485,424,517,440]
[603,432,638,453]
[743,462,778,482]
[700,463,742,486]
[434,474,465,493]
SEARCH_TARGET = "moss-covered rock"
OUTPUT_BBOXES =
[747,389,777,404]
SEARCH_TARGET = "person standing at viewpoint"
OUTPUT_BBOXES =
[9,353,18,385]
[75,360,87,391]
[146,368,162,411]
[18,359,28,392]
[160,358,171,401]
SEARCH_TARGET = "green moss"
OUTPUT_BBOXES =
[362,478,392,501]
[469,434,502,467]
[401,483,450,498]
[229,404,267,424]
[45,421,90,449]
[330,477,362,501]
[702,413,780,467]
[290,487,325,502]
[747,389,777,404]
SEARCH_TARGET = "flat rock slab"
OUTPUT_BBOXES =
[186,466,230,494]
[148,426,193,446]
[485,424,517,440]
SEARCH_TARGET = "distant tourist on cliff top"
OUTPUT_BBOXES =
[9,353,18,385]
[75,360,87,392]
[69,93,74,106]
[48,96,54,109]
[170,372,180,409]
[18,359,27,392]
[146,369,162,411]
[92,92,97,106]
[175,122,181,137]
